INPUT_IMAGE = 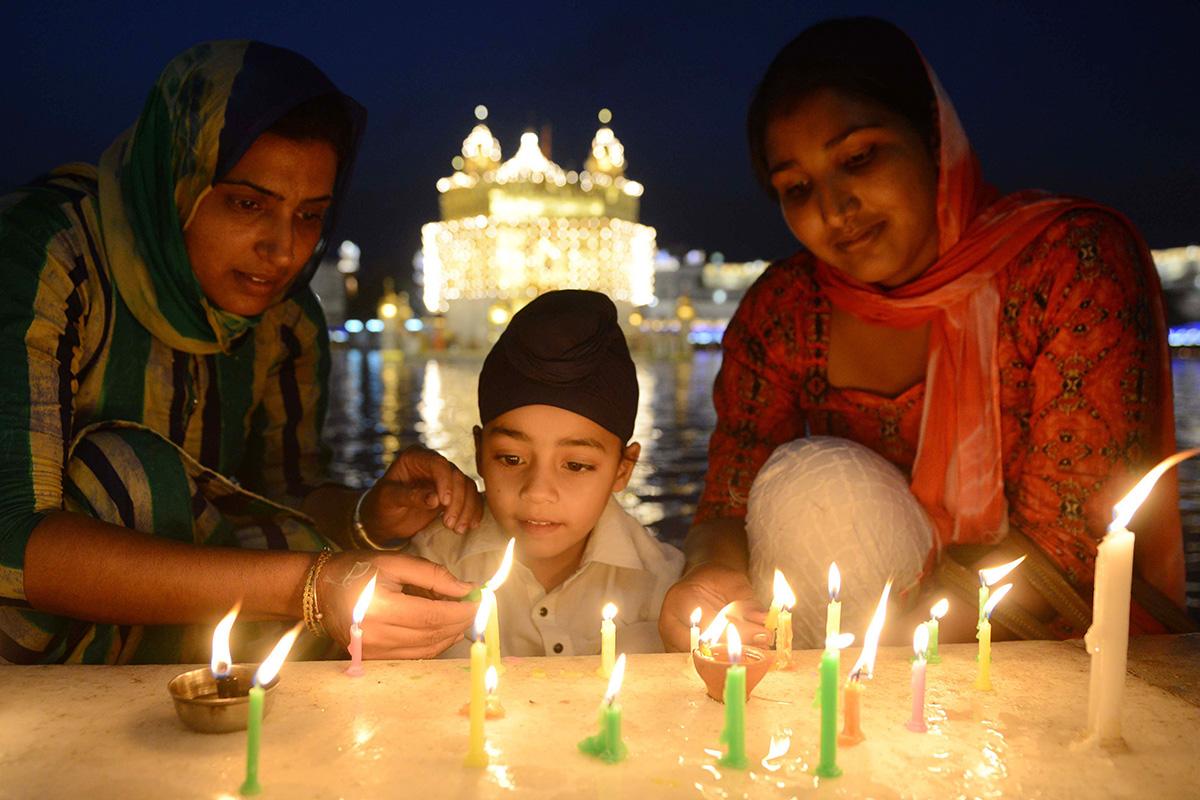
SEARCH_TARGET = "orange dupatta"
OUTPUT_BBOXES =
[813,60,1183,602]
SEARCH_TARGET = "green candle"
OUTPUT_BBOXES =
[927,598,948,665]
[816,633,853,779]
[239,685,264,796]
[578,653,627,763]
[717,626,748,769]
[239,622,302,797]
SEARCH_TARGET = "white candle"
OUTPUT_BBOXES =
[344,575,377,678]
[1084,449,1198,745]
[906,624,929,733]
[686,607,701,672]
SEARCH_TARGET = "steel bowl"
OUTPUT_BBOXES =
[167,663,279,734]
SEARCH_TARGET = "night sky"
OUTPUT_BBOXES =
[6,1,1199,312]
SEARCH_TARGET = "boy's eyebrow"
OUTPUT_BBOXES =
[487,426,530,441]
[557,437,607,450]
[217,179,332,204]
[487,427,607,451]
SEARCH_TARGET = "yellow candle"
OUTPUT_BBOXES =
[976,583,1012,691]
[775,607,792,669]
[599,602,617,678]
[464,596,491,768]
[686,607,701,672]
[826,562,842,639]
[482,539,515,675]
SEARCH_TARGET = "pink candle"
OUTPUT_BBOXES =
[345,575,377,678]
[905,624,929,733]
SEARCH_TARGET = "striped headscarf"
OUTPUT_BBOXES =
[96,40,365,353]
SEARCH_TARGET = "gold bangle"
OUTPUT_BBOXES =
[302,547,334,637]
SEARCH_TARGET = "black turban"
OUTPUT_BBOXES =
[478,290,638,443]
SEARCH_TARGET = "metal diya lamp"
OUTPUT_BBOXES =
[168,663,279,733]
[692,643,774,702]
[167,603,279,733]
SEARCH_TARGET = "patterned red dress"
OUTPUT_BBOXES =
[698,209,1175,637]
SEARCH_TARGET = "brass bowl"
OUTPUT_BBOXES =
[167,663,279,734]
[692,644,774,703]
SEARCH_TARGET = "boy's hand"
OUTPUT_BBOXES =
[359,445,485,541]
[658,562,768,651]
[320,552,479,659]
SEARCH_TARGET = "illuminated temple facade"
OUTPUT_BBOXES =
[420,109,656,346]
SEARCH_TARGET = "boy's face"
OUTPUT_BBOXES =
[475,405,638,580]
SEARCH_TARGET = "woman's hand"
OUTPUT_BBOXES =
[319,551,478,659]
[359,445,485,541]
[658,562,768,651]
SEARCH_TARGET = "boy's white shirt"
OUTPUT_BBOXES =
[404,495,684,658]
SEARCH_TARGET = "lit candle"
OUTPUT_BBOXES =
[578,653,628,762]
[840,580,891,747]
[906,624,930,732]
[483,539,515,675]
[976,583,1012,691]
[599,602,618,678]
[484,666,505,719]
[826,563,842,640]
[1085,449,1198,745]
[686,607,702,672]
[764,568,785,634]
[697,603,732,659]
[464,594,492,768]
[211,603,240,699]
[926,598,949,665]
[345,575,377,678]
[977,556,1025,629]
[816,631,854,779]
[717,625,748,769]
[239,622,303,797]
[769,570,796,669]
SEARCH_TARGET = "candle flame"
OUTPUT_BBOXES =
[979,555,1025,587]
[603,653,626,704]
[761,735,791,770]
[351,575,378,625]
[825,632,855,651]
[1111,448,1200,531]
[473,590,493,639]
[930,597,950,620]
[772,569,796,609]
[690,607,702,626]
[727,624,742,663]
[485,538,516,590]
[983,582,1013,619]
[848,579,892,680]
[254,622,303,686]
[699,603,732,644]
[828,562,841,601]
[485,665,498,695]
[602,602,618,622]
[913,623,930,658]
[210,602,240,677]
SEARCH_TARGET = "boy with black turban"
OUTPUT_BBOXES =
[405,290,683,657]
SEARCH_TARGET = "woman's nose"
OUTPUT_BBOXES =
[817,178,859,227]
[256,212,296,267]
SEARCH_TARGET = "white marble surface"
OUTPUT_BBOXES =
[2,639,1197,799]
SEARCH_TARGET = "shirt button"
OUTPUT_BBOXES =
[539,607,549,617]
[553,643,564,654]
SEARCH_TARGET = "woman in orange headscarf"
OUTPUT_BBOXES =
[659,17,1190,649]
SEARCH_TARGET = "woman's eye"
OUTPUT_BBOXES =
[845,145,875,169]
[497,454,522,466]
[298,209,327,224]
[564,461,595,473]
[782,182,811,202]
[231,197,262,212]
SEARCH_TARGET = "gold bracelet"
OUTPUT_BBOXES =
[302,547,334,638]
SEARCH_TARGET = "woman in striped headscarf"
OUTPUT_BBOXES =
[0,41,483,664]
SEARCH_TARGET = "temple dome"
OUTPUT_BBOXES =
[494,131,566,186]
